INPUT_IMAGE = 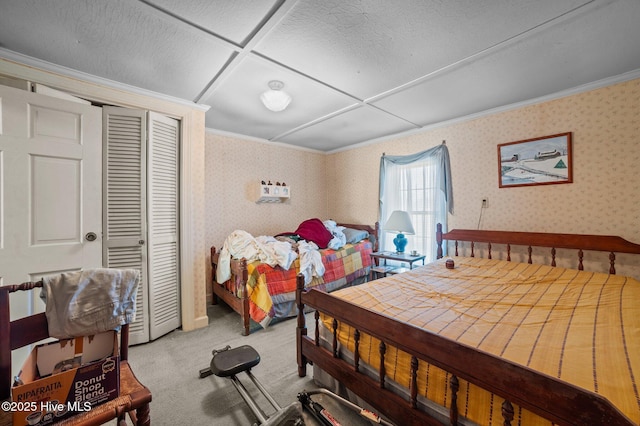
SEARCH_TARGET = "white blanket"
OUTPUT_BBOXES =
[255,235,298,270]
[298,240,325,285]
[323,220,346,250]
[216,230,298,284]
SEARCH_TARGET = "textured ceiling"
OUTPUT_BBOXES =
[1,0,639,151]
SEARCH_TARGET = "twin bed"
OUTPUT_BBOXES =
[295,224,640,425]
[211,222,378,335]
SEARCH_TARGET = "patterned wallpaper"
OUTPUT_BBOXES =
[204,78,640,295]
[204,135,329,298]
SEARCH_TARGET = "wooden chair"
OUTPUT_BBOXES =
[0,281,152,426]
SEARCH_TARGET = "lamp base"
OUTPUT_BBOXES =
[393,233,408,253]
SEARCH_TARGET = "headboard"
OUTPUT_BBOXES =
[436,223,640,274]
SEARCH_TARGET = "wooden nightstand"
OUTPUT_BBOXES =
[369,251,426,280]
[369,265,396,280]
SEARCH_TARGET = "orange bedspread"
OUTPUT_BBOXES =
[324,257,640,425]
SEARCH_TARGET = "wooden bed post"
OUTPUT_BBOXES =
[210,246,219,305]
[239,258,250,336]
[436,223,444,259]
[296,273,308,377]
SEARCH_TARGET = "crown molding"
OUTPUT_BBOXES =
[0,48,210,112]
[205,127,325,154]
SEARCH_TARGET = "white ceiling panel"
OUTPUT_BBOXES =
[201,55,358,140]
[279,105,418,151]
[1,0,639,151]
[254,0,592,99]
[372,0,640,127]
[0,0,235,100]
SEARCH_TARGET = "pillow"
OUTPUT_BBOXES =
[342,227,369,244]
[294,218,333,249]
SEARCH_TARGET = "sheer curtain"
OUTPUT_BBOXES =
[378,144,454,261]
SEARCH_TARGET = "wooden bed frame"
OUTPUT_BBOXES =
[295,223,640,426]
[211,222,379,335]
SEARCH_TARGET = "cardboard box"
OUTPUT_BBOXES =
[11,331,120,425]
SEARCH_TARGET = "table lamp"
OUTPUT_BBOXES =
[384,210,415,253]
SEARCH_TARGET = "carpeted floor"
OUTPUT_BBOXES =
[126,303,372,425]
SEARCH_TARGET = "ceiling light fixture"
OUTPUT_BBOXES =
[260,80,291,112]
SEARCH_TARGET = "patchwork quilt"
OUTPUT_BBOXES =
[245,240,373,328]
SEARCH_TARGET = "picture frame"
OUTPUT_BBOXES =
[497,132,572,188]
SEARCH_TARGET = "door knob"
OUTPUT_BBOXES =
[139,240,145,245]
[85,232,97,241]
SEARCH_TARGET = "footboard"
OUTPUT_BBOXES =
[211,246,251,335]
[295,275,633,426]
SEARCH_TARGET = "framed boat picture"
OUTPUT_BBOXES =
[498,132,572,188]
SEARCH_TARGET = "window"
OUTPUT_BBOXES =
[379,144,453,261]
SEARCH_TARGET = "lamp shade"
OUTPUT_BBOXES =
[384,210,415,235]
[260,80,291,112]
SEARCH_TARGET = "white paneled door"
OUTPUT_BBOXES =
[0,84,102,369]
[0,84,102,292]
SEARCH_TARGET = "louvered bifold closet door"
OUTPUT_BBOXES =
[102,106,149,345]
[147,112,181,340]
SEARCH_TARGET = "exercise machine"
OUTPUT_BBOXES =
[199,345,393,426]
